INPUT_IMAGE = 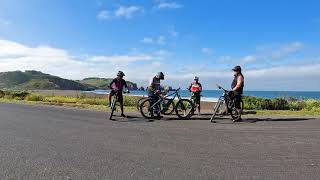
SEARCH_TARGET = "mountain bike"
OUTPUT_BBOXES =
[210,85,243,123]
[136,90,175,115]
[189,90,201,114]
[140,88,194,120]
[109,90,129,120]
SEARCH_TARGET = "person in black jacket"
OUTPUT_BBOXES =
[108,71,129,117]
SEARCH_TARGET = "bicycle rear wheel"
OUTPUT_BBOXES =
[140,99,160,120]
[230,99,244,120]
[136,97,146,111]
[175,99,194,119]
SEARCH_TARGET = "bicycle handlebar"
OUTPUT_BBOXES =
[216,84,229,92]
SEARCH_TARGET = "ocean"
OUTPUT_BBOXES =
[91,90,320,102]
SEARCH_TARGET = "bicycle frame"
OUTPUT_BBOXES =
[149,88,182,110]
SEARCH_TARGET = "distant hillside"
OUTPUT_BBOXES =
[0,71,96,90]
[79,77,138,90]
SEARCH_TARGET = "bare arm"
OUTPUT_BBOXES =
[232,76,244,91]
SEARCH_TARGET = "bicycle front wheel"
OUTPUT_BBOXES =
[109,97,117,120]
[175,99,194,119]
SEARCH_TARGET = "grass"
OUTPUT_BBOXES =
[0,90,319,116]
[253,110,320,116]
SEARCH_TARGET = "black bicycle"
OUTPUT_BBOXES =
[189,90,201,114]
[210,85,243,123]
[140,88,194,120]
[109,90,129,120]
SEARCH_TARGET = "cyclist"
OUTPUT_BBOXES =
[188,76,202,115]
[231,66,245,122]
[108,71,129,117]
[147,72,165,117]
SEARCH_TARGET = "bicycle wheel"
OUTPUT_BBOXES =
[230,99,243,120]
[175,99,194,119]
[161,98,175,115]
[136,97,146,111]
[109,97,117,120]
[139,99,160,119]
[210,100,223,122]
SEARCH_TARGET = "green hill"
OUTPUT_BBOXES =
[79,77,138,90]
[0,71,96,90]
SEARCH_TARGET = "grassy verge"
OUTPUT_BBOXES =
[252,110,320,116]
[0,90,319,116]
[0,91,139,112]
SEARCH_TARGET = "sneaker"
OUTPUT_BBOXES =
[233,118,242,122]
[120,114,126,118]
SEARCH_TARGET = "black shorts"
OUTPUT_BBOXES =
[110,90,123,103]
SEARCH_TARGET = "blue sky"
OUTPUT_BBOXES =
[0,0,319,90]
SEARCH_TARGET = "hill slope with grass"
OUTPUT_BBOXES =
[79,77,138,90]
[0,71,96,90]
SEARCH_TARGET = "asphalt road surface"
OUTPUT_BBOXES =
[1,103,320,180]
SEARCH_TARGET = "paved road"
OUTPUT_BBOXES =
[0,103,320,180]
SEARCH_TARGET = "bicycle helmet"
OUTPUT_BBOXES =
[232,66,242,72]
[156,72,164,80]
[117,71,125,77]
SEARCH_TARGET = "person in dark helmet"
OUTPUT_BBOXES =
[148,72,165,96]
[108,71,129,117]
[147,72,165,117]
[231,66,245,122]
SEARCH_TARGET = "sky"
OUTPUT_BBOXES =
[0,0,319,91]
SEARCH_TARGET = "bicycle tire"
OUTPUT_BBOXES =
[175,99,194,120]
[161,98,175,115]
[139,98,160,120]
[230,99,244,120]
[136,97,147,111]
[109,96,118,120]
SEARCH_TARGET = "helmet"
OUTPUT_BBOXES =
[156,72,164,80]
[232,66,242,72]
[117,71,125,77]
[194,76,199,81]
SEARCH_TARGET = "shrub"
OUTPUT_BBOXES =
[2,90,30,100]
[272,98,289,110]
[26,93,44,101]
[0,90,5,98]
[304,99,320,111]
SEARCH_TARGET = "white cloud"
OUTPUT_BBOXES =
[157,2,183,9]
[0,39,163,81]
[201,48,213,55]
[97,10,111,20]
[115,6,143,19]
[89,55,153,63]
[269,42,304,59]
[97,6,143,20]
[141,37,154,44]
[219,42,305,66]
[239,55,257,65]
[141,36,166,45]
[1,39,319,90]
